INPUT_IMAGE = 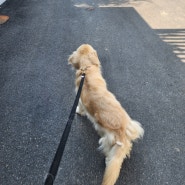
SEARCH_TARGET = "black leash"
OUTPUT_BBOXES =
[44,73,86,185]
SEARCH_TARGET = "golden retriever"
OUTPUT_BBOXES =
[68,44,144,185]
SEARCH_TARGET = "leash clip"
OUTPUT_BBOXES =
[81,73,85,78]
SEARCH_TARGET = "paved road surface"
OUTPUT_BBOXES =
[0,0,185,185]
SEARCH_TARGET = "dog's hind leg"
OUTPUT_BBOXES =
[126,120,144,141]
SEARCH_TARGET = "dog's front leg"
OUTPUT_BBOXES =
[76,100,86,116]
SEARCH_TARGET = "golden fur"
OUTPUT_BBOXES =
[68,44,144,185]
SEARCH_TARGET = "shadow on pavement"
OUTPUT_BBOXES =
[156,29,185,63]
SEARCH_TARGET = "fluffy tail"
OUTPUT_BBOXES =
[101,141,132,185]
[101,120,144,185]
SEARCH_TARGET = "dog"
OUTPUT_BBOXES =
[68,44,144,185]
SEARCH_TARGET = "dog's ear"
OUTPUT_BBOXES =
[89,50,100,67]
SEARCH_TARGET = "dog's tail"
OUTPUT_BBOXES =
[101,120,144,185]
[101,140,131,185]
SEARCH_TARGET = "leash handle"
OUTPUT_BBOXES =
[44,73,85,185]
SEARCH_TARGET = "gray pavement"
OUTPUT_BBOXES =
[0,0,185,185]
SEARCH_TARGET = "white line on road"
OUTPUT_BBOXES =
[0,0,6,6]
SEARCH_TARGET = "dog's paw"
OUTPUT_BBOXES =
[76,106,82,115]
[76,106,86,116]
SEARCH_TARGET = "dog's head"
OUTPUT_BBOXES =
[68,44,100,70]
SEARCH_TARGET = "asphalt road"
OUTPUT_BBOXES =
[0,0,185,185]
